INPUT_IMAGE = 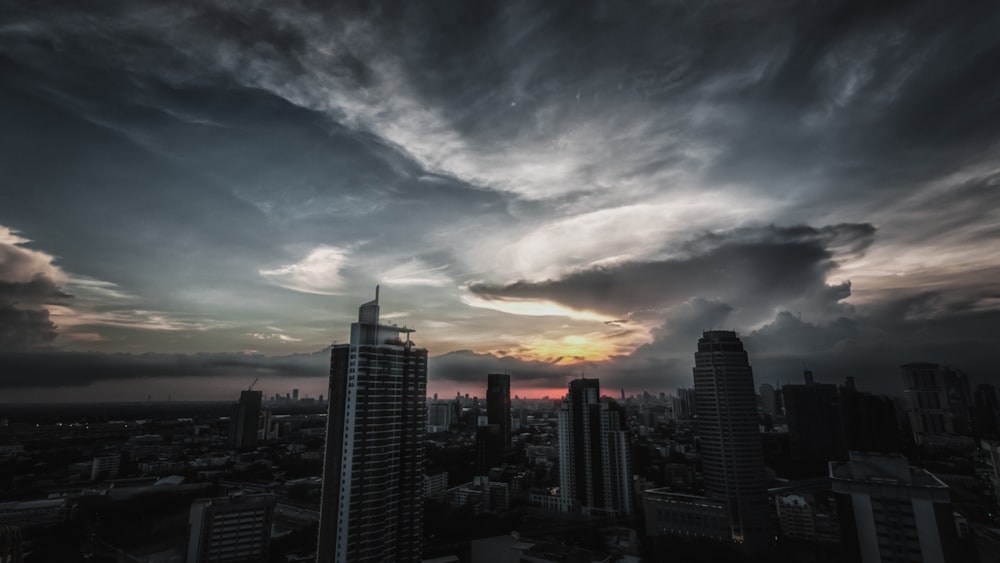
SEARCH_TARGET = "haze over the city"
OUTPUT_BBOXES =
[1,0,998,402]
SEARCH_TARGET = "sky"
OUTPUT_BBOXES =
[1,0,999,402]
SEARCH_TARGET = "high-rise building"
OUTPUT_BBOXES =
[973,384,1000,437]
[840,377,901,453]
[317,289,428,563]
[783,376,847,473]
[292,388,299,401]
[486,373,512,449]
[557,378,633,516]
[831,452,958,563]
[692,330,772,553]
[230,389,262,450]
[901,363,976,449]
[759,383,778,417]
[186,493,275,563]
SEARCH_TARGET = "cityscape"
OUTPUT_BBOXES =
[2,0,1000,562]
[1,289,999,562]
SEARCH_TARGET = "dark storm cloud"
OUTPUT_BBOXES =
[0,275,70,304]
[0,305,58,352]
[0,348,329,389]
[469,224,874,319]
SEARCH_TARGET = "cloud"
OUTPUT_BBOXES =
[259,245,350,295]
[0,348,331,389]
[469,224,874,325]
[379,259,452,287]
[0,304,58,352]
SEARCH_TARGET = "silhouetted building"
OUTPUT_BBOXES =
[230,390,262,450]
[973,384,1000,437]
[831,452,959,563]
[558,378,633,516]
[902,363,975,449]
[784,376,846,473]
[693,330,772,553]
[760,383,778,417]
[486,373,512,449]
[186,493,275,563]
[840,377,901,453]
[476,419,503,475]
[317,288,427,563]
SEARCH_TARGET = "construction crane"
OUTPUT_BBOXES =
[248,377,259,392]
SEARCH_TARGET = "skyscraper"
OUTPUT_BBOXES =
[558,378,633,516]
[693,330,772,553]
[317,289,428,563]
[486,373,512,449]
[230,389,262,450]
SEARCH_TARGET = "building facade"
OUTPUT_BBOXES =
[316,289,428,562]
[831,452,958,563]
[229,389,262,450]
[693,330,772,553]
[557,378,633,516]
[186,493,275,563]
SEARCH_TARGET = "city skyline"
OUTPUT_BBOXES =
[2,1,1000,402]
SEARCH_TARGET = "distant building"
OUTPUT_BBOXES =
[840,377,902,453]
[90,453,121,481]
[229,389,262,450]
[558,378,633,516]
[774,492,840,544]
[316,288,427,562]
[901,363,974,449]
[424,470,449,498]
[831,452,959,563]
[783,377,847,472]
[486,373,512,449]
[186,492,275,563]
[427,400,454,432]
[760,383,778,417]
[973,384,1000,437]
[0,500,68,529]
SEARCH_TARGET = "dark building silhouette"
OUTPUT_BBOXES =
[693,330,772,553]
[475,373,511,475]
[783,375,846,474]
[229,389,262,450]
[558,378,633,515]
[486,373,511,449]
[317,289,427,563]
[187,493,275,563]
[840,376,901,453]
[973,384,1000,437]
[902,363,975,448]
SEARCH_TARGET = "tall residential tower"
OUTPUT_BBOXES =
[317,289,428,562]
[557,378,633,516]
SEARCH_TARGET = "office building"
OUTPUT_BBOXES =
[902,363,978,451]
[186,492,275,563]
[694,330,772,552]
[90,453,121,481]
[759,383,778,417]
[783,377,847,473]
[557,378,633,516]
[230,389,262,450]
[317,288,428,562]
[973,384,1000,437]
[831,452,958,563]
[486,373,512,449]
[840,377,901,453]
